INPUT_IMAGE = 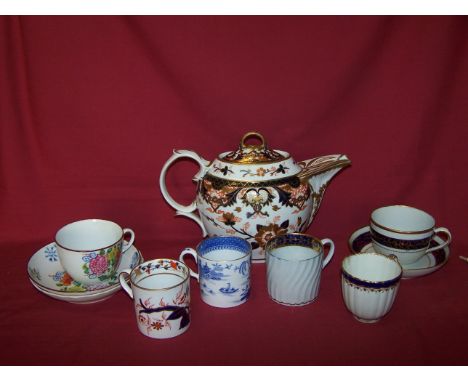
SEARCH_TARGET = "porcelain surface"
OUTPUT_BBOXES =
[119,259,191,339]
[27,242,143,303]
[265,233,334,306]
[55,219,135,286]
[369,205,451,265]
[179,236,251,308]
[348,226,449,279]
[160,131,350,262]
[341,252,402,323]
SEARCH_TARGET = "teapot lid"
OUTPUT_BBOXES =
[220,132,289,164]
[209,132,302,181]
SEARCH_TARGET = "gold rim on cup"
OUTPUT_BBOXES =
[129,259,191,292]
[341,252,403,289]
[55,219,126,253]
[265,232,325,262]
[370,205,435,235]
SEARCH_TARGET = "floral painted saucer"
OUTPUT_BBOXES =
[27,242,143,303]
[348,226,450,279]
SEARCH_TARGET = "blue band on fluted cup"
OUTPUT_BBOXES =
[341,252,402,290]
[341,269,401,289]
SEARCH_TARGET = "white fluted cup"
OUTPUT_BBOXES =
[341,252,402,323]
[265,233,334,306]
[119,259,191,339]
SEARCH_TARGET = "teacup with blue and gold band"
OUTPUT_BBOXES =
[370,205,451,265]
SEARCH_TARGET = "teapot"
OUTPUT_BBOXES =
[160,132,350,262]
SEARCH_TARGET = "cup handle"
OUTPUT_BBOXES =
[426,227,452,253]
[321,238,335,268]
[121,228,135,253]
[119,268,133,299]
[179,248,199,281]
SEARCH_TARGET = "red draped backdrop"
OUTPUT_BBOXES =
[1,16,468,365]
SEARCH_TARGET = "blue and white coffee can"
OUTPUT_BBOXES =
[179,236,251,308]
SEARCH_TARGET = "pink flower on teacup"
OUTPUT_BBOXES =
[83,252,109,277]
[89,255,108,276]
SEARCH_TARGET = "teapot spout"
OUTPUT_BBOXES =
[298,154,351,227]
[298,154,351,189]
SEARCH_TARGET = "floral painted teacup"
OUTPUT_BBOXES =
[179,236,251,308]
[55,219,135,287]
[119,259,191,339]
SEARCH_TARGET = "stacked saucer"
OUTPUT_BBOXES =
[27,242,143,304]
[348,226,450,279]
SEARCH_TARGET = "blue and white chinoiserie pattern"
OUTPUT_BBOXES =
[180,236,251,308]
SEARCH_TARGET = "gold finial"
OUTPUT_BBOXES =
[240,132,266,150]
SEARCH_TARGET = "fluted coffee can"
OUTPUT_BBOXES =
[265,233,334,306]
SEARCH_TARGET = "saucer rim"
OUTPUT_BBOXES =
[29,275,121,297]
[29,277,116,299]
[348,225,449,272]
[29,278,118,304]
[27,242,143,295]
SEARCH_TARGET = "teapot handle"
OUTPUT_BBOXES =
[159,149,210,236]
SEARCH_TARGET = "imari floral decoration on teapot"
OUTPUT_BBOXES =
[160,132,351,262]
